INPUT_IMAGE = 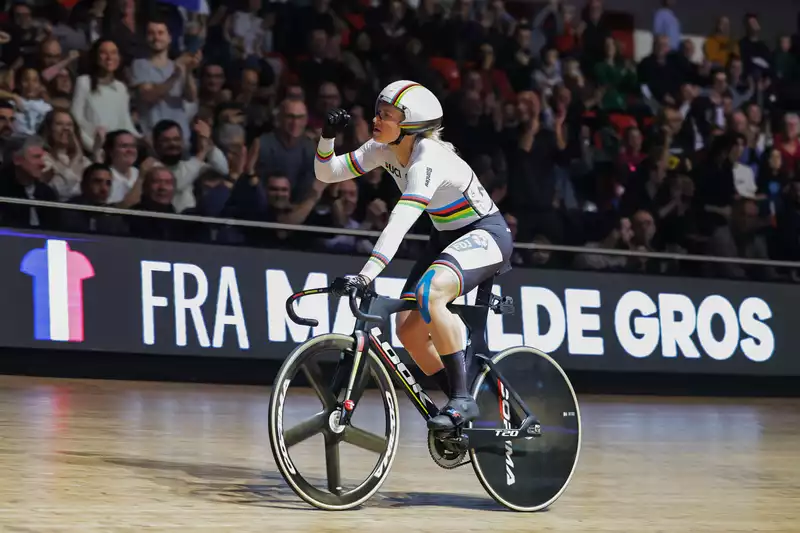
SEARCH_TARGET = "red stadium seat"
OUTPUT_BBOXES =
[608,113,637,135]
[429,57,461,91]
[611,30,634,59]
[345,13,366,31]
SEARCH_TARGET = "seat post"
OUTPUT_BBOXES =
[461,276,493,353]
[475,276,496,307]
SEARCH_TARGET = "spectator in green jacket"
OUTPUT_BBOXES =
[593,37,638,111]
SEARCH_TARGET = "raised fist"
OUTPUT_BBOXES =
[322,108,351,139]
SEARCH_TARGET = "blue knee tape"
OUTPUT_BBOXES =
[416,269,436,324]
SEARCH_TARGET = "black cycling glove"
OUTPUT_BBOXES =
[331,274,369,296]
[322,108,351,139]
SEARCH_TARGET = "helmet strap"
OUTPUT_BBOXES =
[389,132,406,146]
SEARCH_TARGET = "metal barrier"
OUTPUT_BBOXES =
[1,195,798,269]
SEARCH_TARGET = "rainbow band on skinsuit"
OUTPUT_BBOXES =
[400,291,416,301]
[427,197,478,225]
[315,147,333,163]
[345,152,367,177]
[397,194,430,211]
[368,251,390,269]
[430,259,464,298]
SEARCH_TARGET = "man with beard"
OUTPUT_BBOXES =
[0,101,18,164]
[130,18,200,143]
[150,118,228,213]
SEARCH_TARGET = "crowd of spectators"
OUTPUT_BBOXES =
[0,0,799,281]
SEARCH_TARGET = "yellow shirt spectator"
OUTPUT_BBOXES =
[704,16,739,68]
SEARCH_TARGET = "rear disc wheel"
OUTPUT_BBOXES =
[468,346,581,512]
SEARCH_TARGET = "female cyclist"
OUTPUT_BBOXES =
[314,80,514,431]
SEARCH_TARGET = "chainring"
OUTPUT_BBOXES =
[427,430,469,469]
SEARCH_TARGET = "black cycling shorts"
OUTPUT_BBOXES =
[400,211,514,301]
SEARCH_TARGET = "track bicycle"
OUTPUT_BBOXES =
[267,276,582,512]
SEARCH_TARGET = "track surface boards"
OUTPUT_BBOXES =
[0,375,797,532]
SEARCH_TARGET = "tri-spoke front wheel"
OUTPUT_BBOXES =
[268,334,400,510]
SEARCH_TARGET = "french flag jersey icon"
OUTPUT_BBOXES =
[20,240,95,342]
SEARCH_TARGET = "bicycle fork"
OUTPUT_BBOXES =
[334,330,369,427]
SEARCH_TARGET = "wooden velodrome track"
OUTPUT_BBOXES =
[0,374,797,532]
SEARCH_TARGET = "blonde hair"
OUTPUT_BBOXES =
[420,126,457,153]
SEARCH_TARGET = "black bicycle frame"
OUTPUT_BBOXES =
[285,278,541,450]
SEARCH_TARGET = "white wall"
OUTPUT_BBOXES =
[632,30,708,62]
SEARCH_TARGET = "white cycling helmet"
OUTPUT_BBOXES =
[375,80,443,139]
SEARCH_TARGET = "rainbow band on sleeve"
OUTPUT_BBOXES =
[427,197,478,224]
[397,194,430,211]
[431,260,464,297]
[368,251,390,269]
[400,291,416,301]
[345,152,367,176]
[315,147,333,163]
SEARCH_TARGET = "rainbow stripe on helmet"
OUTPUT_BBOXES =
[390,83,421,107]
